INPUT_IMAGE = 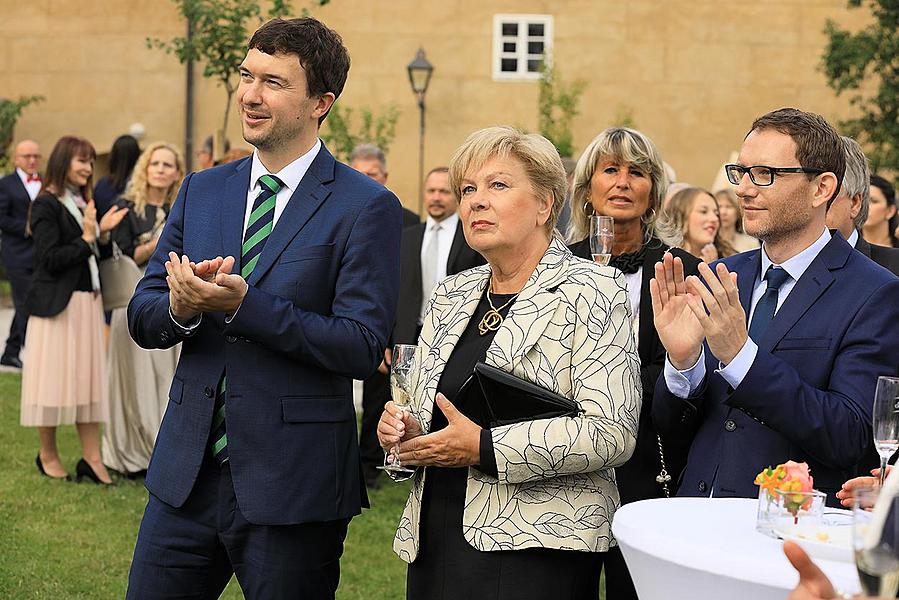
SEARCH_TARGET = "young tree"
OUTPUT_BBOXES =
[321,103,401,162]
[822,0,899,174]
[0,96,44,175]
[148,0,329,154]
[537,61,586,159]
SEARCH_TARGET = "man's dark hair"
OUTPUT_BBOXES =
[248,17,350,125]
[749,107,845,203]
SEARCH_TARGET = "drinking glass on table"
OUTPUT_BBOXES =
[853,485,899,597]
[873,376,899,487]
[590,215,614,266]
[378,343,420,482]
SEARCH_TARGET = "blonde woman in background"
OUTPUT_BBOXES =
[665,187,736,262]
[102,142,184,478]
[714,188,759,253]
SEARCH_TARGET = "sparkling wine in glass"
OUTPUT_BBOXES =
[590,215,614,266]
[873,376,899,487]
[853,485,899,597]
[378,344,419,481]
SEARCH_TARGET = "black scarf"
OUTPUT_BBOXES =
[609,246,647,274]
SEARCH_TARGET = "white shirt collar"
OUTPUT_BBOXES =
[760,228,831,282]
[426,211,459,232]
[847,228,860,247]
[249,139,321,194]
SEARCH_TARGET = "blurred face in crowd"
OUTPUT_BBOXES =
[459,155,551,260]
[865,185,896,230]
[424,171,455,221]
[237,49,331,159]
[195,148,214,170]
[824,187,861,240]
[14,140,41,175]
[66,154,93,188]
[715,191,738,231]
[735,129,822,243]
[350,158,387,184]
[588,158,652,226]
[686,192,720,248]
[147,148,180,192]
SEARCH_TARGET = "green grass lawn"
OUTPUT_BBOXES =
[0,373,409,599]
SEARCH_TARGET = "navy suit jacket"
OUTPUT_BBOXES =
[0,172,35,271]
[128,145,402,525]
[653,233,899,503]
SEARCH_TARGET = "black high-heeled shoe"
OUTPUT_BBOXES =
[75,458,112,485]
[35,454,71,481]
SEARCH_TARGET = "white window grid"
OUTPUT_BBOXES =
[492,14,554,81]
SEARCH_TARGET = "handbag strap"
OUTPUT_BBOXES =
[656,434,672,498]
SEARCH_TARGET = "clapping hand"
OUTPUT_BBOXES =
[165,253,248,322]
[649,253,705,369]
[99,204,128,233]
[683,261,747,366]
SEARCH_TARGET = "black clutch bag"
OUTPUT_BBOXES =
[457,362,583,428]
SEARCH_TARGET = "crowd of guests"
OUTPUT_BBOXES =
[0,133,252,484]
[3,16,899,600]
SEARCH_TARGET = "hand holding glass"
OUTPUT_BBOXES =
[590,215,614,266]
[873,376,899,487]
[378,344,419,481]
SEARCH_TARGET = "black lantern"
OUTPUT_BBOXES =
[407,48,434,214]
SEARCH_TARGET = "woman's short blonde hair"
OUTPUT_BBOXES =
[566,127,668,243]
[448,127,567,234]
[121,142,185,215]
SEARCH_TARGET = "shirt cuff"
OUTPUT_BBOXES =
[475,428,498,478]
[663,349,706,399]
[169,306,202,333]
[715,338,757,390]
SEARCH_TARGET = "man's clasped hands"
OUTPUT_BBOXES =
[165,253,249,323]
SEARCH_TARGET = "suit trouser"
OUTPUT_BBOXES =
[3,267,31,359]
[360,371,389,476]
[126,454,349,600]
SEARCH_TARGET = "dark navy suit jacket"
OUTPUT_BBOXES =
[653,233,899,503]
[128,145,402,525]
[0,172,35,271]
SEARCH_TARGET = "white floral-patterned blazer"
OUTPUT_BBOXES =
[393,236,641,562]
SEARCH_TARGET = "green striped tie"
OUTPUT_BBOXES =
[210,174,284,462]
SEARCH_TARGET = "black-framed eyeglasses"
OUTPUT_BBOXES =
[724,164,825,187]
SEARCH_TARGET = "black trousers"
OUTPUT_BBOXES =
[360,370,389,476]
[127,455,349,600]
[599,545,638,600]
[3,267,31,360]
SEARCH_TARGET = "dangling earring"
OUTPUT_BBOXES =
[641,206,657,225]
[584,200,595,217]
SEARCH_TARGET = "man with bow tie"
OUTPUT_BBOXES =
[0,139,42,368]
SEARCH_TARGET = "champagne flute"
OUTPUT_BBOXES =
[853,485,899,597]
[378,344,419,481]
[873,376,899,487]
[590,215,614,266]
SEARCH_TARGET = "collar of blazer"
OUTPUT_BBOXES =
[726,231,850,353]
[413,235,571,431]
[219,146,336,286]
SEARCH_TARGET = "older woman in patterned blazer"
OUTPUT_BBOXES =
[378,126,641,600]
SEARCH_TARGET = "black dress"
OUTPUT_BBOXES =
[406,288,603,600]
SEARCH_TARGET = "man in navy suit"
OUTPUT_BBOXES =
[0,139,42,368]
[651,108,899,505]
[125,18,401,599]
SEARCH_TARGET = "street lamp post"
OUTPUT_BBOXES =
[407,48,434,216]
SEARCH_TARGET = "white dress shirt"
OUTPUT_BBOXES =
[664,228,833,397]
[420,212,459,285]
[170,140,322,331]
[847,228,859,247]
[16,168,41,201]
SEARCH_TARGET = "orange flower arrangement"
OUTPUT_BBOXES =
[755,461,815,521]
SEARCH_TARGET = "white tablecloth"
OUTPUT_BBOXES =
[612,497,860,599]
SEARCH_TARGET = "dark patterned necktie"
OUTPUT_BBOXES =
[747,266,789,342]
[210,173,284,463]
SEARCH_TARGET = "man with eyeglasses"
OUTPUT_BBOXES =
[649,107,899,505]
[0,140,42,369]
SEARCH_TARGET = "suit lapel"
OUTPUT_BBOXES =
[446,220,465,274]
[245,147,336,287]
[759,237,845,351]
[487,238,568,372]
[409,223,426,297]
[735,250,761,315]
[220,159,252,264]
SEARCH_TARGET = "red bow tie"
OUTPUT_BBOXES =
[26,174,41,183]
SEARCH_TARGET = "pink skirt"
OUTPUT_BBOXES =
[20,291,109,426]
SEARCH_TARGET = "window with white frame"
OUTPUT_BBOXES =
[492,14,554,81]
